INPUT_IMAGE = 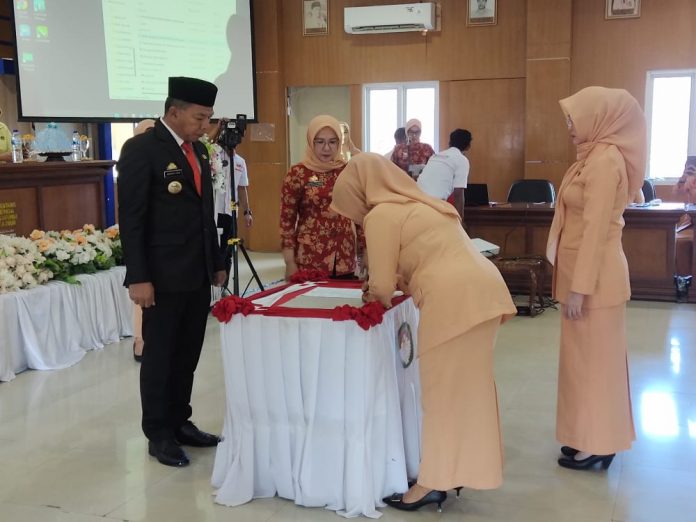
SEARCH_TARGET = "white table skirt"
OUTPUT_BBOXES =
[212,296,421,518]
[0,266,133,382]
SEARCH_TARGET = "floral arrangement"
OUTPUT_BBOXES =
[289,269,330,283]
[330,301,386,330]
[200,134,226,193]
[211,294,256,323]
[29,224,122,283]
[0,224,122,293]
[0,235,53,293]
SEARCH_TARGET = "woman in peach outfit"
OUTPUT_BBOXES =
[547,86,645,470]
[331,152,516,512]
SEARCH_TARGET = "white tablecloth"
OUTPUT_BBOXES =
[211,290,421,518]
[0,266,133,382]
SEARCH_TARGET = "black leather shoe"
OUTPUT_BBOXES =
[558,453,615,470]
[561,446,579,457]
[148,439,189,467]
[382,490,447,512]
[175,422,220,447]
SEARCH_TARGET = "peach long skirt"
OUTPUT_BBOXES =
[417,316,504,491]
[556,304,635,455]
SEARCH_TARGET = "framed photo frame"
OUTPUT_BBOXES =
[467,0,497,27]
[605,0,641,20]
[303,0,329,36]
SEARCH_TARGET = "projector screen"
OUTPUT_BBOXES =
[12,0,256,122]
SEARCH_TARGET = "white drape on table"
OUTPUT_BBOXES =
[212,298,421,518]
[0,267,133,382]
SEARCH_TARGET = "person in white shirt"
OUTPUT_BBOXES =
[417,129,471,222]
[216,147,252,229]
[383,127,407,160]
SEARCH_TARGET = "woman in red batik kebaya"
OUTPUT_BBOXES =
[280,115,363,280]
[391,118,435,178]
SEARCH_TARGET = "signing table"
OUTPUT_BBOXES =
[0,266,133,382]
[212,280,421,518]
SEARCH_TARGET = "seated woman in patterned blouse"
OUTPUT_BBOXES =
[390,118,435,178]
[280,114,364,280]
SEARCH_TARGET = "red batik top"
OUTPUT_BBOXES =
[391,142,435,174]
[280,163,363,276]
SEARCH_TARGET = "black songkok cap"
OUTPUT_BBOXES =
[168,76,218,107]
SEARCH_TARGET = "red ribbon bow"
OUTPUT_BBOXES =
[212,294,256,323]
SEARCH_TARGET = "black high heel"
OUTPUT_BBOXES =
[382,490,447,512]
[133,340,143,363]
[558,453,615,470]
[409,480,462,498]
[560,446,579,457]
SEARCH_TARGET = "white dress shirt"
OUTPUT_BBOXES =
[417,147,469,200]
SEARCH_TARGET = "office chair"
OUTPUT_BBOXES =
[641,179,656,202]
[507,179,556,203]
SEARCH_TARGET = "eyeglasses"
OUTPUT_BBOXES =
[313,138,340,148]
[407,129,421,136]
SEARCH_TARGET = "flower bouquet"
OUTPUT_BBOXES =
[29,224,123,284]
[0,235,53,293]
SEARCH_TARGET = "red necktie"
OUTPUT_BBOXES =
[181,142,201,195]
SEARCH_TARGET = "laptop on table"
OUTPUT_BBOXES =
[463,183,490,207]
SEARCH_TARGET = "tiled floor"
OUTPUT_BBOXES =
[1,252,695,521]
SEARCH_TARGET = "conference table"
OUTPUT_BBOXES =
[464,202,692,302]
[211,280,421,518]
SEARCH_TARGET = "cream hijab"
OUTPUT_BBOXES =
[330,152,460,225]
[339,121,361,160]
[405,118,421,134]
[559,86,646,197]
[301,115,346,172]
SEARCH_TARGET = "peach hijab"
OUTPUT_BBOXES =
[330,152,460,225]
[547,86,646,264]
[301,115,346,173]
[559,86,647,197]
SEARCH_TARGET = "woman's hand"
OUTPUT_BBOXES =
[564,291,585,320]
[284,261,298,281]
[282,248,298,281]
[356,256,369,280]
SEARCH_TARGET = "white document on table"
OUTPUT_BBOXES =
[303,287,364,299]
[252,282,316,307]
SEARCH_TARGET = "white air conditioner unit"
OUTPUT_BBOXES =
[344,3,435,34]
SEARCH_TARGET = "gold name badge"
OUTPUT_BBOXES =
[168,181,183,194]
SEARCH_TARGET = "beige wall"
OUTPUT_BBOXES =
[2,0,695,250]
[287,85,351,165]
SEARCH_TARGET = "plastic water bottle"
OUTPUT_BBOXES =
[11,129,23,163]
[71,130,81,161]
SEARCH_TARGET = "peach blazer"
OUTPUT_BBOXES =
[364,201,516,354]
[547,143,631,308]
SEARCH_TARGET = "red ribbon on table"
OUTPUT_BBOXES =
[330,301,386,331]
[212,294,256,323]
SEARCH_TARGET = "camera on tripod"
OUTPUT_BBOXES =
[217,114,248,150]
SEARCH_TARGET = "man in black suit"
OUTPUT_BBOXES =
[118,77,226,467]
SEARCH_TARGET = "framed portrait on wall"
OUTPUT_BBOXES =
[606,0,641,19]
[303,0,329,36]
[467,0,497,27]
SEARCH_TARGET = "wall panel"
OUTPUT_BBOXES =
[443,78,526,202]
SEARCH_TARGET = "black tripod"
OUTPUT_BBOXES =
[218,147,264,296]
